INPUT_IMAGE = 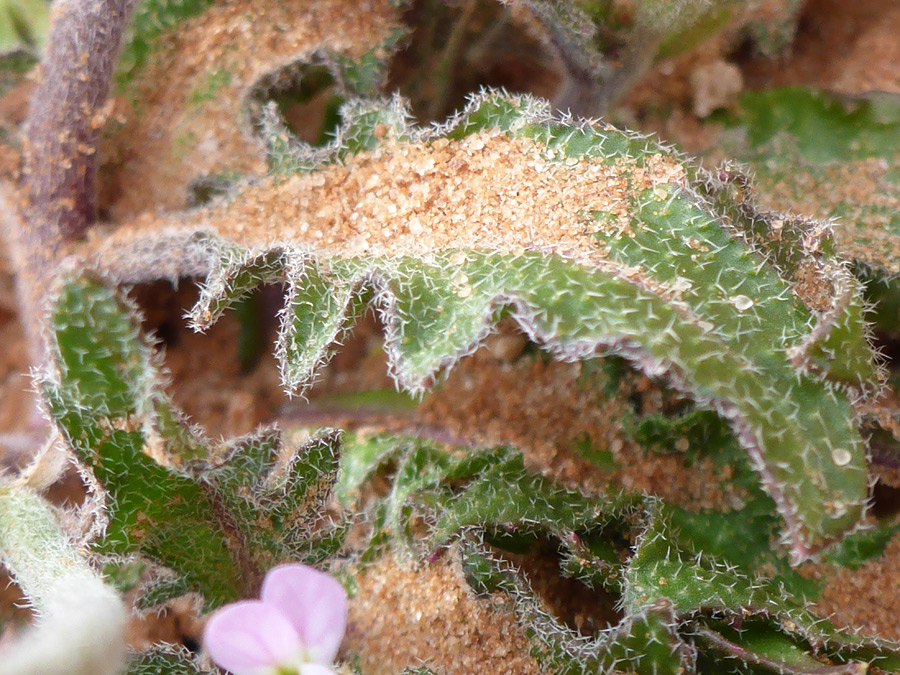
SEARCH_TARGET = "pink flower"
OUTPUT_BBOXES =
[203,564,348,675]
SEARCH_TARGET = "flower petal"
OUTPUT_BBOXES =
[260,564,347,664]
[203,600,302,675]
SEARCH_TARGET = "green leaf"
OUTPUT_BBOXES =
[127,645,213,674]
[729,88,900,164]
[150,89,880,558]
[338,433,900,674]
[459,539,692,675]
[44,278,344,610]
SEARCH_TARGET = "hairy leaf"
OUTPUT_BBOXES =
[83,90,879,557]
[43,277,343,610]
[339,432,900,674]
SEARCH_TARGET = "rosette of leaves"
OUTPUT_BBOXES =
[11,1,895,673]
[24,273,898,675]
[337,431,900,674]
[79,84,879,561]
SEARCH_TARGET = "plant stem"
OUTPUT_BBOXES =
[22,0,137,242]
[0,484,127,675]
[7,0,137,370]
[425,0,476,122]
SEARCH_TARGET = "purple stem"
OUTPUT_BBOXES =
[9,0,136,370]
[23,0,137,243]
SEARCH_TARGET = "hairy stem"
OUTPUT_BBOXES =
[22,0,136,242]
[0,484,127,675]
[9,0,136,371]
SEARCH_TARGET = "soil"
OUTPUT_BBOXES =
[3,0,900,670]
[343,553,542,675]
